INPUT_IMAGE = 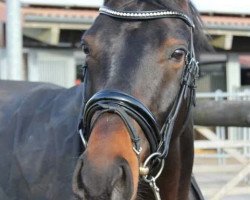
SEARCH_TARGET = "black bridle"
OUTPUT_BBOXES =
[78,5,199,200]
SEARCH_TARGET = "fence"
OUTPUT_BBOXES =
[0,48,7,79]
[194,90,250,200]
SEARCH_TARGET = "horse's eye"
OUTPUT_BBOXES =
[81,43,90,55]
[170,49,187,62]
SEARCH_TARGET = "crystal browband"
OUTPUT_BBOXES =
[99,6,195,28]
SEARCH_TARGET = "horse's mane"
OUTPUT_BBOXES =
[188,2,212,54]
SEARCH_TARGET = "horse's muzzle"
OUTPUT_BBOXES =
[72,154,134,200]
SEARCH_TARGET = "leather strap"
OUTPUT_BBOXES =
[82,90,160,153]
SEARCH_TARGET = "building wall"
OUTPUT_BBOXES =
[27,49,76,88]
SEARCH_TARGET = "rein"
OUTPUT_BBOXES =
[78,5,199,200]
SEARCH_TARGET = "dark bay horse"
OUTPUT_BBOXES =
[72,0,208,200]
[0,0,208,200]
[0,81,84,200]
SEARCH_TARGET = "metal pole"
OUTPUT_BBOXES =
[6,0,24,80]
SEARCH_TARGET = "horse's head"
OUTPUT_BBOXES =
[73,0,207,199]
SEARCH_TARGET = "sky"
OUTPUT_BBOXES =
[20,0,250,15]
[192,0,250,15]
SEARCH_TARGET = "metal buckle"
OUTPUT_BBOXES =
[133,146,142,156]
[140,152,165,200]
[79,129,88,148]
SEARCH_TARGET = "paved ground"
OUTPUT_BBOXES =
[223,195,250,200]
[194,157,250,200]
[194,172,250,200]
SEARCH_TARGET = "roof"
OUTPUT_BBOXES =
[203,15,250,31]
[1,2,250,31]
[22,7,98,20]
[0,2,98,23]
[20,0,104,8]
[0,2,4,22]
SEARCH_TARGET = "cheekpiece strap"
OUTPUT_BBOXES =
[99,6,195,28]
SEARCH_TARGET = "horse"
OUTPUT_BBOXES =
[0,0,208,199]
[72,0,209,199]
[0,81,85,200]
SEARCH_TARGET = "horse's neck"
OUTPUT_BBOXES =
[137,180,155,200]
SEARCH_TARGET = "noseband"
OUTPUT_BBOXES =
[78,5,199,200]
[81,90,160,154]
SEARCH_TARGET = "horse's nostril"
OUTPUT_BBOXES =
[72,158,86,199]
[110,165,123,187]
[111,159,134,200]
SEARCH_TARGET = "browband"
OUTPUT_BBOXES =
[99,6,195,28]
